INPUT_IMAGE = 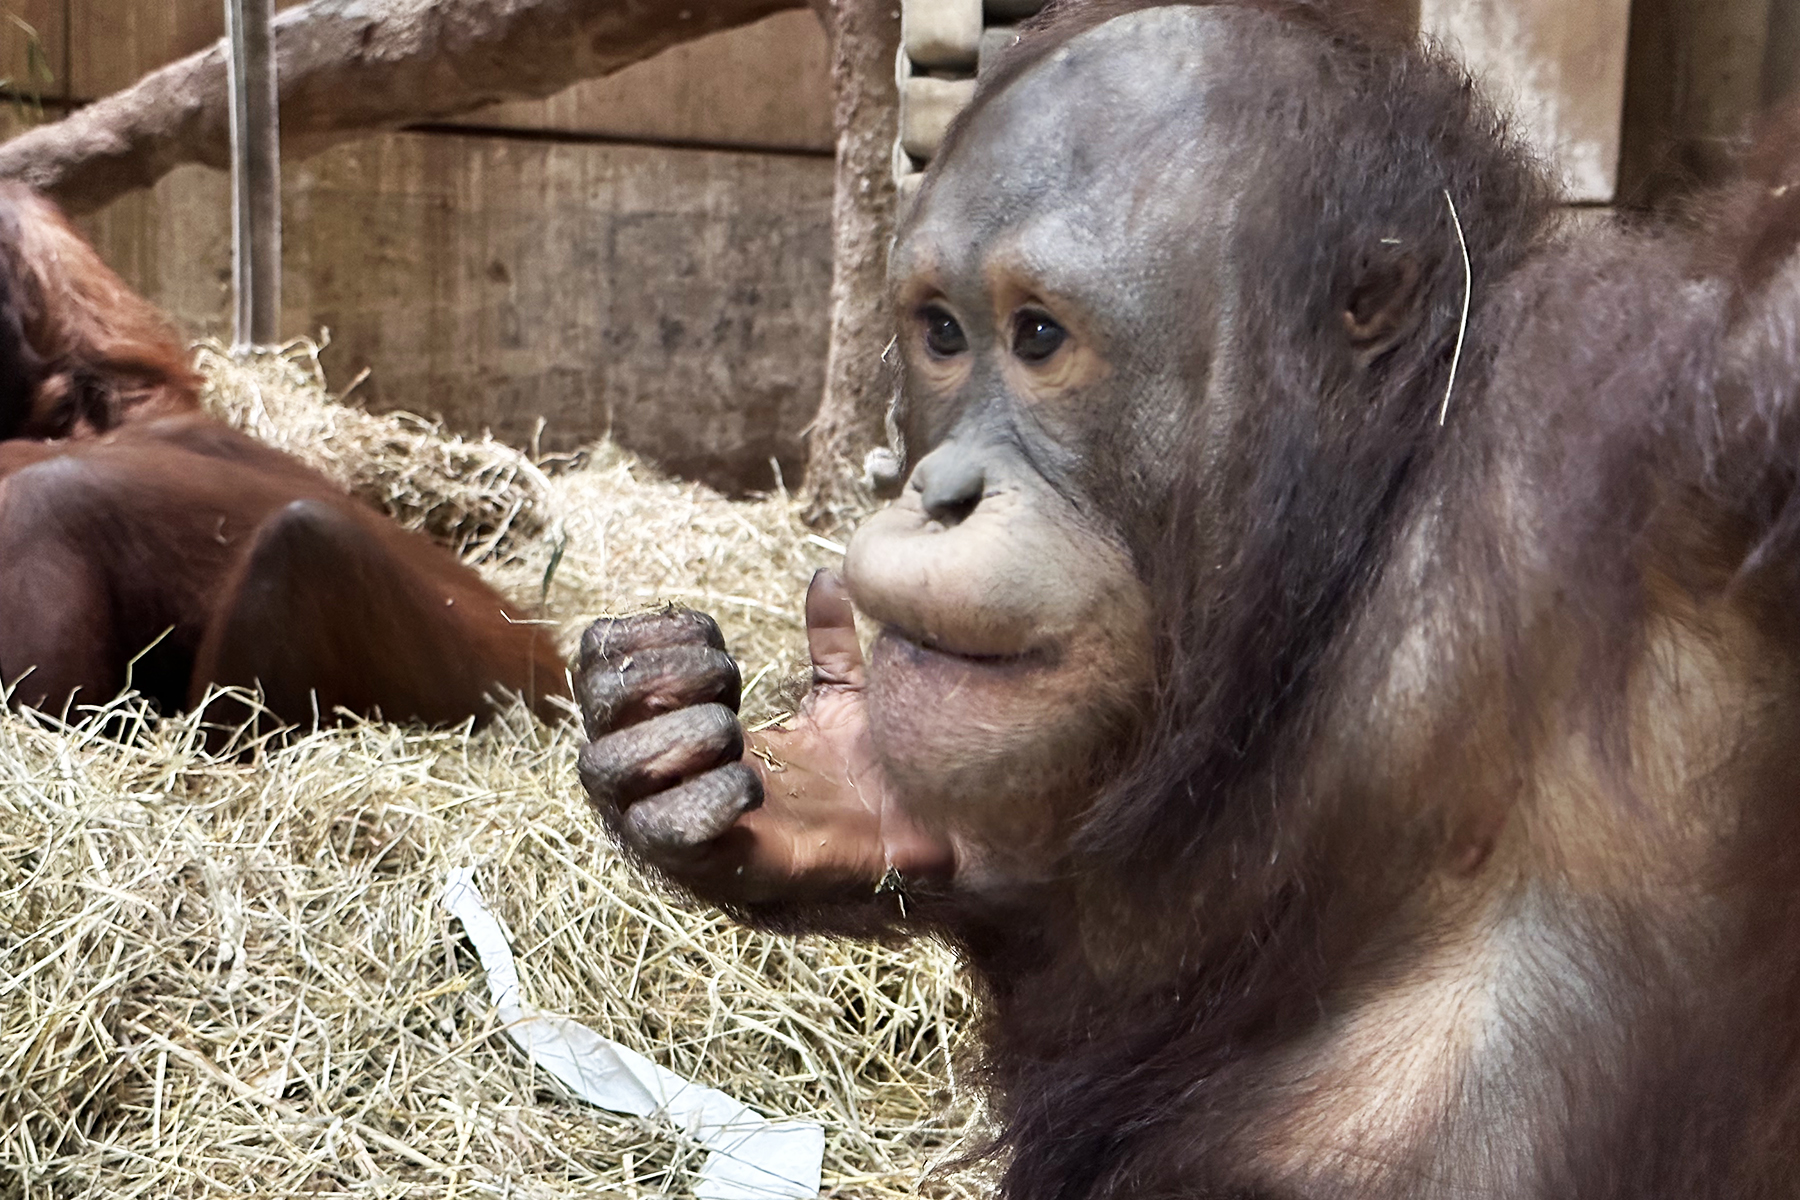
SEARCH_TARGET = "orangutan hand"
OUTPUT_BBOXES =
[576,572,952,910]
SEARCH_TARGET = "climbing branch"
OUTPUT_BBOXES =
[0,0,805,213]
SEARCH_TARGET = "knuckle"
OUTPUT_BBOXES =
[667,650,741,712]
[715,760,765,813]
[577,609,698,669]
[581,647,746,733]
[577,663,630,738]
[583,618,633,665]
[687,702,745,757]
[686,610,728,651]
[640,608,728,652]
[623,762,762,854]
[577,609,729,675]
[581,705,744,807]
[577,616,633,672]
[576,738,627,808]
[633,645,718,694]
[710,650,744,713]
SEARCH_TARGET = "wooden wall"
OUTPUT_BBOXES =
[7,1,1800,490]
[1619,0,1800,204]
[3,5,837,494]
[1420,0,1800,206]
[1421,0,1635,202]
[81,131,835,487]
[1,0,833,146]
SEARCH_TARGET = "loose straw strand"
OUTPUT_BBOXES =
[1439,188,1473,427]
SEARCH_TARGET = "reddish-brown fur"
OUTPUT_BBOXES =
[0,416,568,729]
[0,188,566,731]
[0,183,201,441]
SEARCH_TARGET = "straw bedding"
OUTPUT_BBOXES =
[196,341,556,562]
[0,347,987,1200]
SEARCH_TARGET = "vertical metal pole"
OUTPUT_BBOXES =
[226,0,281,350]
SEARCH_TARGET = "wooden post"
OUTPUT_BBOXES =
[799,0,903,522]
[1619,0,1785,207]
[225,0,281,350]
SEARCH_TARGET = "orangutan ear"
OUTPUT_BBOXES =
[1343,252,1424,367]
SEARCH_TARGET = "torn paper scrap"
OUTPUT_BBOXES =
[441,867,824,1200]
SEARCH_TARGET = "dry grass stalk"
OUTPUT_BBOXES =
[482,439,859,721]
[1,354,990,1199]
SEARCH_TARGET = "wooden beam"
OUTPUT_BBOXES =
[225,0,280,348]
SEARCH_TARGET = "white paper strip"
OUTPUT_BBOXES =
[441,868,824,1199]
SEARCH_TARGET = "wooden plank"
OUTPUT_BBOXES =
[77,0,216,98]
[467,10,834,152]
[68,0,302,100]
[64,2,829,153]
[0,0,67,106]
[76,133,835,492]
[1618,0,1791,205]
[1421,0,1633,202]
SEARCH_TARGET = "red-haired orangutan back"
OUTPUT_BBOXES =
[0,187,566,732]
[578,3,1800,1197]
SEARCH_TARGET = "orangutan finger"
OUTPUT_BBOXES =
[578,607,727,675]
[620,762,766,859]
[578,643,742,738]
[578,703,744,816]
[804,570,866,689]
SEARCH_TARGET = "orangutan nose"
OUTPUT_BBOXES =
[912,445,987,526]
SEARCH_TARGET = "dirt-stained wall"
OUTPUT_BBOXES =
[80,127,834,491]
[5,6,837,494]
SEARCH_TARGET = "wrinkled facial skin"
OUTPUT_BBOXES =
[842,10,1278,855]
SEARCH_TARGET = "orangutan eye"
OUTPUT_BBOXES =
[922,306,968,358]
[1012,310,1066,363]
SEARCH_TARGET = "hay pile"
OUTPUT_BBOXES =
[0,351,988,1199]
[197,340,554,562]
